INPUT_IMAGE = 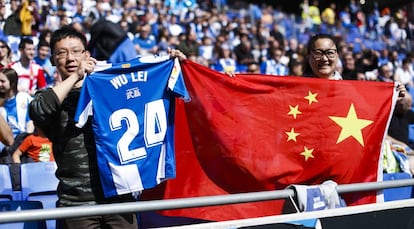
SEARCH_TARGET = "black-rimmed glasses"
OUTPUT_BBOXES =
[311,49,337,60]
[54,49,86,59]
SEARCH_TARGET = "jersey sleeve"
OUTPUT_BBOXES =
[74,78,93,128]
[168,58,190,102]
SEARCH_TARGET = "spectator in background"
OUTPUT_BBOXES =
[0,40,11,69]
[0,2,7,31]
[260,47,289,76]
[0,68,34,163]
[72,1,85,24]
[12,125,54,163]
[377,64,394,82]
[355,49,379,81]
[43,6,66,31]
[166,14,184,37]
[233,32,255,71]
[87,19,137,63]
[9,37,47,95]
[212,44,237,73]
[39,28,53,44]
[288,59,304,76]
[245,62,261,74]
[339,6,352,32]
[300,0,312,31]
[285,38,300,62]
[156,27,178,55]
[51,69,62,86]
[0,68,34,136]
[133,23,158,55]
[19,0,36,36]
[198,36,214,66]
[394,58,414,89]
[341,52,358,80]
[3,0,22,36]
[34,39,55,87]
[378,48,390,66]
[388,50,402,73]
[176,28,200,59]
[269,24,285,50]
[308,0,321,33]
[321,3,336,34]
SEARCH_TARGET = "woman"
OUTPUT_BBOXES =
[303,34,342,80]
[303,34,406,93]
[0,68,34,136]
[0,40,11,69]
[0,68,34,163]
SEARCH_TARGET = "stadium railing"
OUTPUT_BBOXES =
[0,177,412,227]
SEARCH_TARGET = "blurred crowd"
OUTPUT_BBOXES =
[0,0,411,87]
[0,0,412,212]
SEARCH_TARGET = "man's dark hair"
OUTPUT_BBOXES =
[49,25,87,55]
[18,37,34,49]
[37,39,49,50]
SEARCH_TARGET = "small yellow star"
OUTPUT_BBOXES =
[285,128,300,142]
[300,146,314,161]
[329,103,373,146]
[304,91,318,105]
[288,105,302,119]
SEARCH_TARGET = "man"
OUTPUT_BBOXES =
[87,19,137,63]
[34,39,55,87]
[29,25,187,228]
[9,37,47,95]
[29,26,137,228]
[133,23,158,55]
[260,48,289,76]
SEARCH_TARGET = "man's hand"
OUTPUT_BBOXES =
[76,57,97,81]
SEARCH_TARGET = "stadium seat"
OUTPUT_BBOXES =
[20,162,59,229]
[0,200,46,229]
[0,164,15,201]
[383,172,413,201]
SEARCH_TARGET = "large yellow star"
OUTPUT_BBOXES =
[304,91,318,105]
[300,146,314,161]
[285,128,300,142]
[288,105,302,119]
[329,103,373,146]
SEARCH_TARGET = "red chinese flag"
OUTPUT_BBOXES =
[142,60,396,221]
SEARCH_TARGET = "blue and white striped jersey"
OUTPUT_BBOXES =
[74,55,189,198]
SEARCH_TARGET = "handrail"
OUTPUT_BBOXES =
[0,178,413,223]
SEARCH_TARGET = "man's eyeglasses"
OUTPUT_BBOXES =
[311,49,337,60]
[54,49,86,59]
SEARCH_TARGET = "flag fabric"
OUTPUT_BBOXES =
[142,60,397,221]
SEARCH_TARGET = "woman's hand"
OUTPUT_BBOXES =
[168,48,186,61]
[396,83,406,98]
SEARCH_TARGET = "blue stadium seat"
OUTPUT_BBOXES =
[383,172,413,201]
[0,200,46,229]
[20,162,59,229]
[0,164,15,201]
